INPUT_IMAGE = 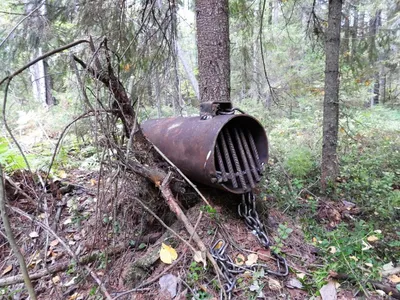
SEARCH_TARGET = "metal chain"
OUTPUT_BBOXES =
[210,191,288,299]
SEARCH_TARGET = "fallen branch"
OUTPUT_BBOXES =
[0,166,36,299]
[85,266,112,300]
[0,242,129,287]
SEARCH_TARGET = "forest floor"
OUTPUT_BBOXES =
[1,167,395,300]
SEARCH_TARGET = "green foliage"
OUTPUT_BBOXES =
[272,223,293,254]
[304,220,384,291]
[0,138,29,171]
[284,147,315,178]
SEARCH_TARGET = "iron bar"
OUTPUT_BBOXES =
[233,128,255,188]
[215,144,228,182]
[224,128,247,190]
[246,129,262,174]
[238,128,261,182]
[219,131,238,188]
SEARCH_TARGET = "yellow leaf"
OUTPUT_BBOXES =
[1,265,12,276]
[388,275,400,284]
[52,275,60,284]
[50,239,59,247]
[245,253,258,266]
[58,170,67,179]
[159,243,178,264]
[90,179,97,186]
[349,256,359,262]
[235,254,245,265]
[367,235,379,242]
[68,293,78,300]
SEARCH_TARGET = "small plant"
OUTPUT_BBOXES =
[272,223,293,254]
[200,205,217,219]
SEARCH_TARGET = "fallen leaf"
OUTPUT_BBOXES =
[90,179,97,186]
[375,290,386,297]
[268,278,281,291]
[245,253,258,266]
[52,275,60,284]
[362,240,372,251]
[159,274,178,298]
[1,265,12,276]
[367,235,379,242]
[388,275,400,284]
[296,273,306,279]
[349,256,359,262]
[320,281,337,300]
[249,280,260,291]
[193,251,207,268]
[328,246,337,254]
[29,231,39,238]
[365,263,373,268]
[50,239,59,247]
[160,243,178,264]
[235,254,245,265]
[286,278,303,289]
[63,218,72,225]
[68,293,78,300]
[374,230,382,234]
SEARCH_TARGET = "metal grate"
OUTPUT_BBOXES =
[215,125,263,192]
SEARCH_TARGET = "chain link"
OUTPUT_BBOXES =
[210,191,289,299]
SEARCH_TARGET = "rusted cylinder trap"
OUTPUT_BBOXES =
[141,114,268,194]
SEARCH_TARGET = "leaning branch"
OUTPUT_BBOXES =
[0,166,36,299]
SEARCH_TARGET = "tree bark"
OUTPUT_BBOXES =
[321,0,343,191]
[196,0,230,103]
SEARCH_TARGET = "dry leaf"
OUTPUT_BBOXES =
[245,253,258,266]
[159,274,178,298]
[365,263,373,268]
[388,275,400,284]
[90,179,97,186]
[160,243,178,264]
[52,275,60,284]
[268,278,281,291]
[235,254,245,265]
[362,240,372,251]
[29,231,39,238]
[367,235,379,242]
[63,218,72,225]
[374,230,382,234]
[1,265,12,276]
[50,239,59,247]
[67,293,78,300]
[296,273,306,279]
[349,256,359,262]
[320,281,337,300]
[328,246,337,254]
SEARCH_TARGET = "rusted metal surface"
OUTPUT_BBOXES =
[141,114,268,194]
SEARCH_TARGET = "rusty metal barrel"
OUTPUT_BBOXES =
[141,114,268,194]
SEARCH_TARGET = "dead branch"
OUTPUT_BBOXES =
[0,242,129,287]
[85,266,113,300]
[0,166,36,299]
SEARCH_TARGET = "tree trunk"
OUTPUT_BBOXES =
[341,2,350,62]
[321,0,343,191]
[26,0,54,107]
[196,0,230,103]
[350,1,358,62]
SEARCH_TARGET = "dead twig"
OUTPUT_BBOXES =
[85,266,112,300]
[0,166,37,299]
[151,144,211,207]
[0,242,129,287]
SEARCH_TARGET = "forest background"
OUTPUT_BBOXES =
[0,0,399,299]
